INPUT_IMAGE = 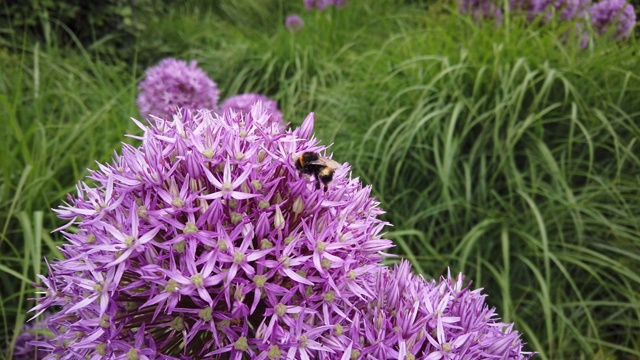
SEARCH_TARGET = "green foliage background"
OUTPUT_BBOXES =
[1,0,639,359]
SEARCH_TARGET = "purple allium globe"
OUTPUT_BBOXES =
[458,0,504,23]
[304,0,346,10]
[590,0,637,39]
[342,261,534,359]
[31,106,394,359]
[9,315,52,360]
[137,58,220,118]
[529,0,590,20]
[220,93,284,128]
[285,14,305,31]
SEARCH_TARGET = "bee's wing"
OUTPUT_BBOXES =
[309,158,341,169]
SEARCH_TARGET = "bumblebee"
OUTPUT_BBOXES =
[295,152,341,191]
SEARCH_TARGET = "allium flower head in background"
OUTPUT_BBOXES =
[137,58,220,118]
[529,0,591,20]
[31,106,394,359]
[220,93,284,128]
[458,0,504,23]
[590,0,637,39]
[9,315,52,360]
[285,14,305,31]
[343,261,534,359]
[304,0,347,10]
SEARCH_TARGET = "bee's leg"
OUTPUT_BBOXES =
[315,177,321,190]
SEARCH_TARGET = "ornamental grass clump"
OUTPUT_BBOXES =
[137,58,220,118]
[30,105,532,358]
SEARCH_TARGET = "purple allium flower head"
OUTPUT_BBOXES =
[10,315,52,360]
[459,0,504,23]
[137,58,220,118]
[304,0,346,10]
[341,261,535,359]
[528,0,592,21]
[285,14,305,31]
[590,0,636,39]
[220,93,284,128]
[31,106,394,359]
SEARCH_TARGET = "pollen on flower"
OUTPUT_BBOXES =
[233,252,245,264]
[199,307,213,321]
[183,221,198,234]
[254,275,267,288]
[234,336,249,351]
[333,323,344,336]
[321,258,331,269]
[93,282,103,292]
[124,236,135,247]
[323,291,335,302]
[347,270,356,280]
[171,197,184,207]
[202,149,214,158]
[251,179,262,191]
[170,317,184,331]
[230,212,243,224]
[260,238,274,249]
[267,345,282,359]
[137,205,148,218]
[99,315,110,328]
[191,274,204,287]
[275,303,287,316]
[126,348,139,360]
[173,241,186,253]
[276,256,290,267]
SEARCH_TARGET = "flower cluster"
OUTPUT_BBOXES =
[30,105,533,358]
[528,0,590,21]
[304,0,347,10]
[458,0,504,23]
[344,262,534,359]
[285,14,305,31]
[137,58,220,118]
[461,0,636,42]
[590,0,637,39]
[31,107,392,358]
[219,93,284,128]
[9,315,51,360]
